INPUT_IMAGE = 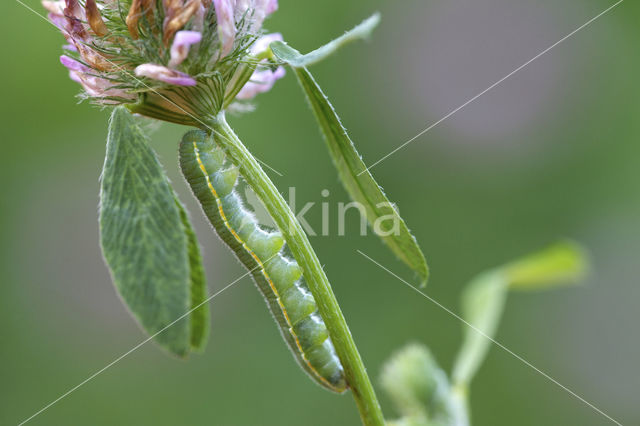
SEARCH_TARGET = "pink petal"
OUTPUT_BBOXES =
[213,0,236,57]
[42,0,64,14]
[251,0,278,29]
[236,66,285,100]
[60,55,90,73]
[265,0,278,15]
[135,64,197,86]
[251,32,282,55]
[169,31,202,67]
[69,70,82,84]
[47,12,67,30]
[80,75,132,99]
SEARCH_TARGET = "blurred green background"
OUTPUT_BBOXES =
[2,0,638,425]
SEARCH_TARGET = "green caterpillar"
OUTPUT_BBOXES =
[179,130,347,393]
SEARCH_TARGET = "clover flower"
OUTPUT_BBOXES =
[44,0,285,125]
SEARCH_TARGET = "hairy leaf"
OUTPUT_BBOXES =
[176,198,209,352]
[272,46,429,284]
[100,106,207,356]
[271,16,428,284]
[270,14,380,68]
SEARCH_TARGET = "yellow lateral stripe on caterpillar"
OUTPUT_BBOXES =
[180,130,346,392]
[191,141,344,392]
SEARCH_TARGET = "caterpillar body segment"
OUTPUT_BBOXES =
[179,130,347,393]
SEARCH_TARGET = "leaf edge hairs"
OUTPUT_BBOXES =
[179,129,347,393]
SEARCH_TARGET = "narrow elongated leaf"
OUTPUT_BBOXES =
[269,13,380,68]
[100,106,207,356]
[273,44,428,284]
[176,198,209,351]
[451,271,507,387]
[451,242,588,388]
[504,240,588,290]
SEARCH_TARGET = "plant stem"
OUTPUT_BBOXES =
[208,111,385,426]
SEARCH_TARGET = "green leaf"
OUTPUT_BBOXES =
[451,242,588,388]
[100,106,208,357]
[385,415,431,426]
[271,17,428,284]
[176,197,209,352]
[269,13,380,68]
[276,63,429,284]
[380,343,453,419]
[504,240,588,290]
[451,271,507,388]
